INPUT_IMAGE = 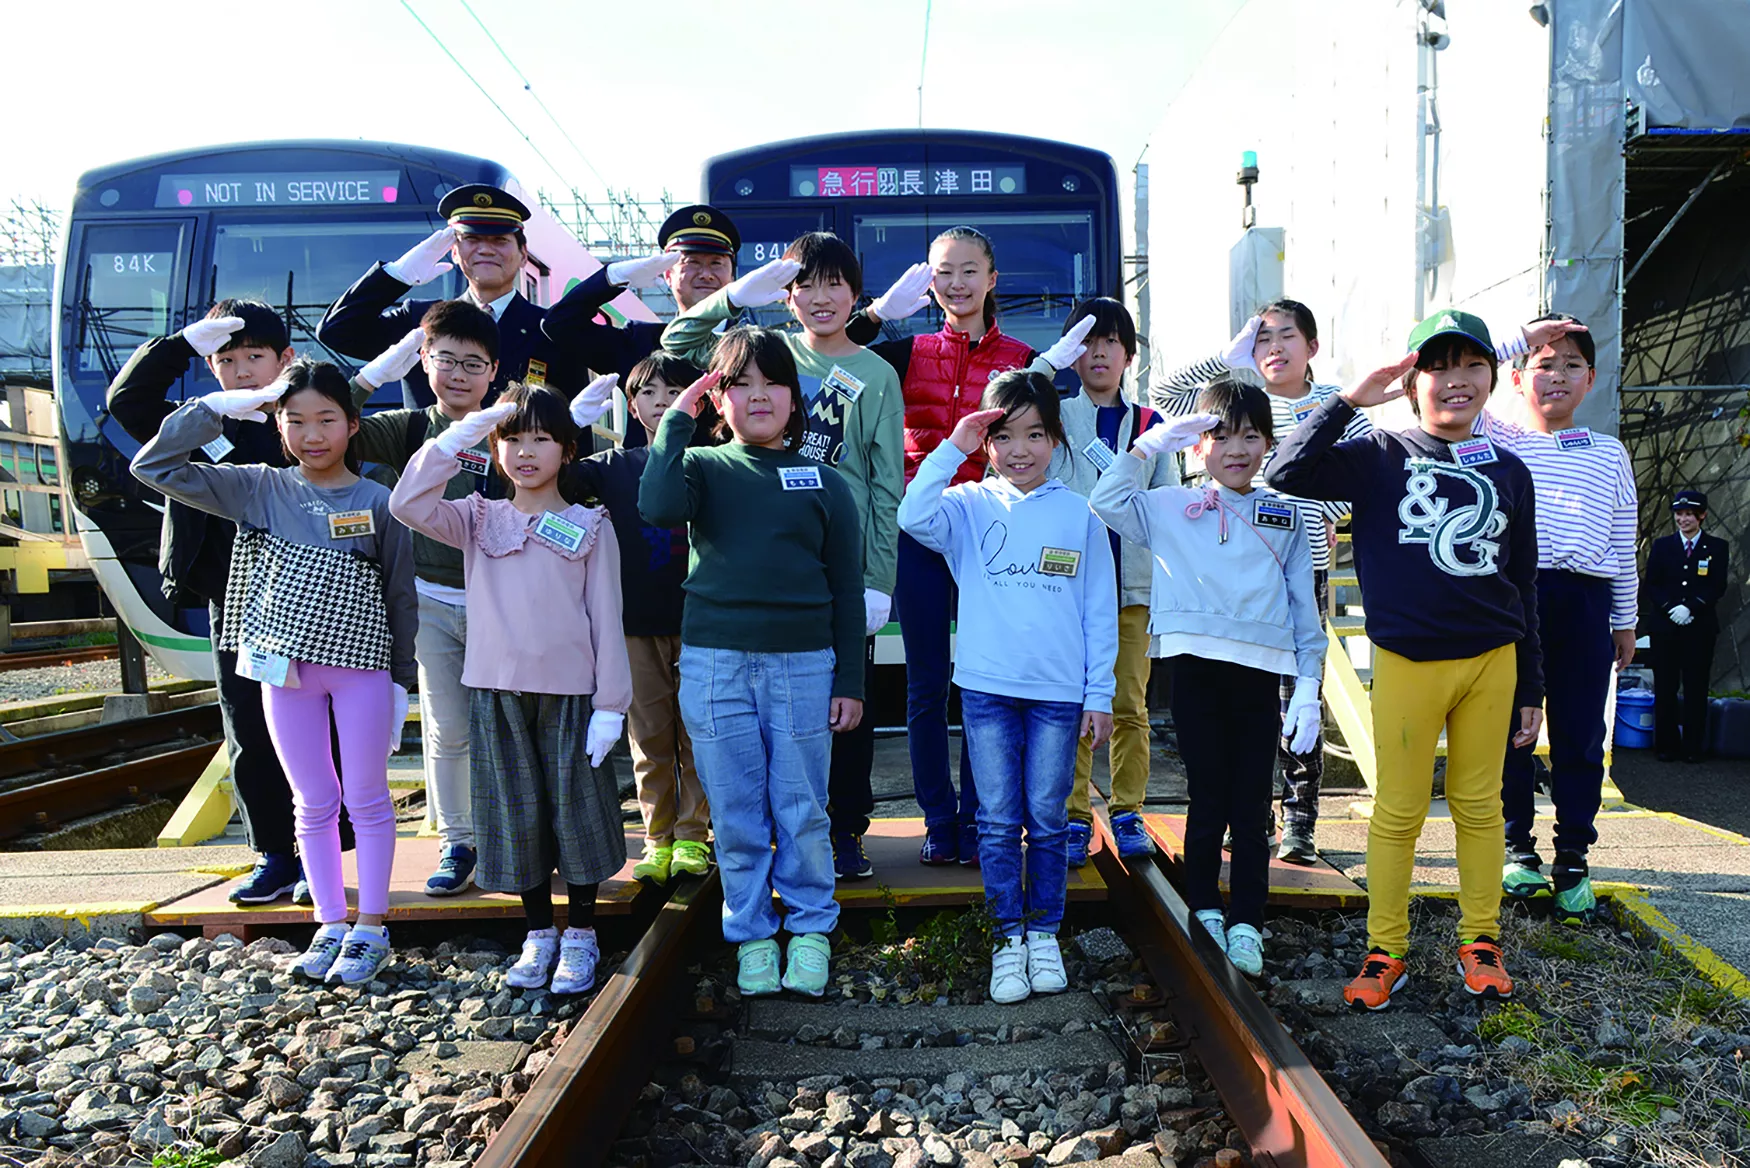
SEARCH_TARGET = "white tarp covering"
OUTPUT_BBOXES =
[0,265,52,379]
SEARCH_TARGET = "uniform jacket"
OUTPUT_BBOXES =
[105,334,291,607]
[1645,530,1730,636]
[317,263,582,410]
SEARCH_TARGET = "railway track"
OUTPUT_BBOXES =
[474,808,1385,1168]
[0,644,122,672]
[0,703,224,840]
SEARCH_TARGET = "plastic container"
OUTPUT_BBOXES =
[1615,689,1655,749]
[1706,697,1750,759]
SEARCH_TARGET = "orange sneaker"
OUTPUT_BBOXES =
[1343,949,1408,1012]
[1457,937,1514,1000]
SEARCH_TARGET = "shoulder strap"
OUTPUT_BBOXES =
[404,410,429,462]
[1124,405,1160,453]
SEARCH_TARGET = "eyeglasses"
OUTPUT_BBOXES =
[428,354,492,375]
[1526,360,1590,377]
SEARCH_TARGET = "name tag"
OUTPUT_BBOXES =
[1452,438,1497,467]
[823,365,865,403]
[1291,397,1319,424]
[1038,547,1081,577]
[327,509,376,540]
[1699,558,1711,577]
[532,510,586,554]
[1254,499,1297,530]
[780,465,823,491]
[1555,427,1593,450]
[523,358,549,388]
[1082,437,1115,472]
[201,435,235,463]
[237,645,294,688]
[455,447,491,476]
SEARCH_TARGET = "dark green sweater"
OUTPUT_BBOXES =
[639,410,865,699]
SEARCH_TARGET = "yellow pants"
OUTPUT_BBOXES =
[1366,643,1515,955]
[1069,605,1153,820]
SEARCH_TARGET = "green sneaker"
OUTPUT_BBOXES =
[633,842,672,886]
[1501,859,1550,899]
[781,933,831,997]
[1551,854,1595,925]
[737,938,781,996]
[670,839,711,877]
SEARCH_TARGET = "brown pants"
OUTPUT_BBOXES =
[627,634,709,844]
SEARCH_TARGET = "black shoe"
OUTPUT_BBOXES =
[229,853,300,905]
[1277,831,1318,865]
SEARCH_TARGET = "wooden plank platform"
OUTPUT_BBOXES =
[145,818,1107,936]
[1141,813,1367,909]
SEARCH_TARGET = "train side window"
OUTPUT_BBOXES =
[49,493,63,534]
[71,223,186,383]
[37,445,58,486]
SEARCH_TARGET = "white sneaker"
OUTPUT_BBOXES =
[290,923,348,981]
[1226,924,1264,978]
[990,936,1031,1004]
[550,927,600,995]
[1025,932,1068,994]
[325,926,392,987]
[506,929,559,989]
[1195,910,1227,949]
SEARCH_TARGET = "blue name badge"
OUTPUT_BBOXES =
[1452,438,1497,467]
[1291,397,1319,424]
[1082,437,1115,472]
[1254,499,1297,530]
[779,465,823,491]
[1555,427,1593,450]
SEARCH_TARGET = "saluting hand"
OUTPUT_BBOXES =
[1521,317,1589,353]
[384,227,457,287]
[200,384,282,424]
[671,371,722,420]
[606,251,682,289]
[1511,706,1543,750]
[868,261,934,323]
[569,373,620,428]
[947,407,1008,455]
[359,327,425,389]
[1221,314,1264,374]
[1131,412,1222,460]
[435,401,516,458]
[1340,352,1420,409]
[725,257,801,309]
[181,315,246,358]
[1039,314,1097,373]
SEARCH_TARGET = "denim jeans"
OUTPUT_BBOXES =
[896,532,978,830]
[678,645,840,943]
[415,591,473,848]
[960,688,1082,938]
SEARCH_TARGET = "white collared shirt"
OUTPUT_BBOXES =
[468,287,517,321]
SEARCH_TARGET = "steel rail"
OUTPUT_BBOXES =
[0,742,223,839]
[1090,810,1386,1168]
[0,645,120,672]
[0,704,222,781]
[476,871,723,1168]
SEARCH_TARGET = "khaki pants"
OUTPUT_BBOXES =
[627,635,709,845]
[1068,605,1153,820]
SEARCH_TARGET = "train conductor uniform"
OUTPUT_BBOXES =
[1645,488,1730,761]
[317,184,582,411]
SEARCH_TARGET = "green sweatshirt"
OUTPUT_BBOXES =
[349,377,494,591]
[638,409,865,700]
[660,288,903,595]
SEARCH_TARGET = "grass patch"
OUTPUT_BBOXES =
[1476,1001,1544,1044]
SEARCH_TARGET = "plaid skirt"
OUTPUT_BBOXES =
[469,689,627,892]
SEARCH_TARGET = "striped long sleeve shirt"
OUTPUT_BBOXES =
[1149,353,1373,570]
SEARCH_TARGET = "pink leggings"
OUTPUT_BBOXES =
[261,664,396,924]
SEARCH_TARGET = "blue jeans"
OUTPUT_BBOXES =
[960,688,1081,937]
[896,532,978,830]
[678,645,840,943]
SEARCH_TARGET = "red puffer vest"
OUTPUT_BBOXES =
[902,323,1035,485]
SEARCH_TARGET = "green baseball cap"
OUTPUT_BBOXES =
[1407,310,1494,354]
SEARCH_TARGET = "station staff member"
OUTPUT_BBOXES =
[1645,488,1731,762]
[318,184,581,410]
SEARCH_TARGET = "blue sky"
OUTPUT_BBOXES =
[9,0,1245,213]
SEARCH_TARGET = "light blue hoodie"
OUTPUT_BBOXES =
[898,443,1118,712]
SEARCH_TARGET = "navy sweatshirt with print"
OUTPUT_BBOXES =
[1265,395,1543,709]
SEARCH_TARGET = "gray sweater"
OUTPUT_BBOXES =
[132,401,418,688]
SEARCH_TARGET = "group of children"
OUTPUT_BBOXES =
[112,180,1671,1011]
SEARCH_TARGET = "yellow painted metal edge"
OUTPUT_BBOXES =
[185,864,255,878]
[156,745,234,848]
[1606,886,1750,1001]
[1324,624,1377,793]
[0,902,160,923]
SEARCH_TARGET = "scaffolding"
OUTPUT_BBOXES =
[536,188,678,255]
[0,200,61,269]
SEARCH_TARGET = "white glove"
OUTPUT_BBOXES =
[389,684,409,756]
[724,257,801,309]
[199,386,281,423]
[435,401,517,457]
[1283,676,1322,755]
[182,316,246,358]
[870,261,934,322]
[569,373,619,428]
[1130,412,1223,460]
[1222,314,1263,373]
[586,710,625,768]
[1669,604,1694,626]
[864,589,892,636]
[360,327,425,389]
[605,251,682,288]
[383,227,457,286]
[1038,314,1098,372]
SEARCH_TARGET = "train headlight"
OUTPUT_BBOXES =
[73,467,105,505]
[735,179,754,197]
[1061,175,1080,193]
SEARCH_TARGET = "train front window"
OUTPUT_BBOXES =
[71,223,185,382]
[853,211,1094,355]
[213,221,461,360]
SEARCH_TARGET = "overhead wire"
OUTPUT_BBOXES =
[397,0,580,194]
[457,0,613,192]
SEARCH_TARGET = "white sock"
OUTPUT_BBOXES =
[348,924,387,939]
[314,923,348,940]
[527,927,559,939]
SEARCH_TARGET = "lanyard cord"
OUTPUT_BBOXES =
[1183,486,1286,571]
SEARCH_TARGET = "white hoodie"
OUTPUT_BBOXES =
[1089,453,1324,679]
[898,444,1118,712]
